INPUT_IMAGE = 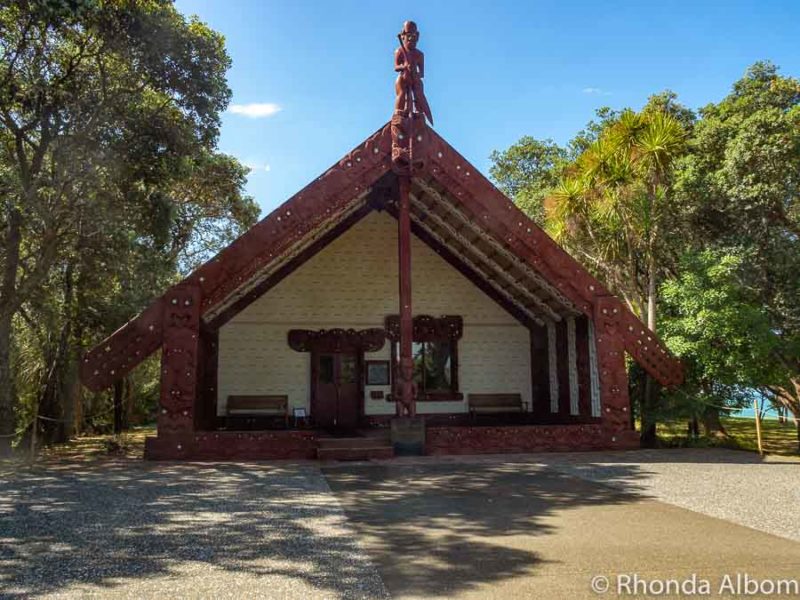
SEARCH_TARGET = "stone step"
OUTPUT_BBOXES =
[317,436,390,449]
[316,445,394,461]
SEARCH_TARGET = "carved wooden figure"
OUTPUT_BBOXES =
[394,21,433,124]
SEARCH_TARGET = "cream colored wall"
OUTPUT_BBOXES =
[217,211,532,416]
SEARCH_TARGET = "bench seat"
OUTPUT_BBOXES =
[468,393,528,419]
[226,395,289,428]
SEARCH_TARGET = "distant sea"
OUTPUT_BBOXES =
[732,405,789,420]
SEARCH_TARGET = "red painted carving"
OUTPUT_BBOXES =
[392,21,431,176]
[158,284,201,433]
[394,21,433,125]
[79,300,164,391]
[287,328,386,353]
[593,295,634,439]
[385,315,464,341]
[396,177,415,417]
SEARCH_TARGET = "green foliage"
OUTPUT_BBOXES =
[674,60,800,420]
[547,107,689,325]
[489,137,568,223]
[0,0,258,450]
[660,250,782,405]
[491,62,799,434]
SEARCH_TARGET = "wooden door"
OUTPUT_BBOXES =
[312,351,360,429]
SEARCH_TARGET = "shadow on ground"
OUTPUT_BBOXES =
[6,449,779,598]
[322,461,644,598]
[0,460,386,598]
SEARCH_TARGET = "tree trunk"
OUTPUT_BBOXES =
[639,260,658,447]
[59,261,78,439]
[0,310,15,457]
[796,420,800,453]
[113,379,124,434]
[702,406,727,437]
[640,376,658,447]
[647,255,657,332]
[0,207,22,457]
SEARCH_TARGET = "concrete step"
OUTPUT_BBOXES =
[317,436,390,449]
[317,444,394,461]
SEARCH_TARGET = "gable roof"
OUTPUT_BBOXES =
[80,120,684,391]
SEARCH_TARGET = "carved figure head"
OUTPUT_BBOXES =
[400,20,419,49]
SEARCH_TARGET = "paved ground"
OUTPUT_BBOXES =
[1,449,799,598]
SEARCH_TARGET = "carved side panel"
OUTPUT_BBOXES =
[158,284,201,433]
[593,296,632,439]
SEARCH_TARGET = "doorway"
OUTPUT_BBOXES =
[312,351,361,430]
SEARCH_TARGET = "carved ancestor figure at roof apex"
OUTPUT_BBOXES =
[391,20,433,177]
[394,20,433,125]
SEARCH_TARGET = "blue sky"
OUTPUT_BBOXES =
[175,0,800,217]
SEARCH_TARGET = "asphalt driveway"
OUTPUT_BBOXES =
[1,450,798,598]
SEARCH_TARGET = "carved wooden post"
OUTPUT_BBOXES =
[593,295,638,447]
[197,325,219,431]
[555,320,570,419]
[529,323,549,418]
[575,315,592,417]
[397,176,415,417]
[158,283,202,439]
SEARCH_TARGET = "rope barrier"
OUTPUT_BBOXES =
[0,402,120,439]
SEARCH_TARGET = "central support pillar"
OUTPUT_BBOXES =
[397,176,416,417]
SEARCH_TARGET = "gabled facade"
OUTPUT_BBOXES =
[79,26,683,459]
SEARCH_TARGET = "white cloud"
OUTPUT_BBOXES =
[582,87,612,96]
[243,161,271,172]
[228,103,282,118]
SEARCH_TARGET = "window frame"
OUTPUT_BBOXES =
[386,315,463,402]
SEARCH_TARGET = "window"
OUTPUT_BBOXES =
[412,341,452,391]
[391,339,459,399]
[385,315,463,401]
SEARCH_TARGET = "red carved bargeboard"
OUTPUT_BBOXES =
[81,118,682,395]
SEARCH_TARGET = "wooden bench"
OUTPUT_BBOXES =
[226,395,289,428]
[468,393,528,420]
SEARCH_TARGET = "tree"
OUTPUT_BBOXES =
[659,250,783,436]
[546,107,688,444]
[0,1,256,454]
[489,137,568,223]
[673,61,800,439]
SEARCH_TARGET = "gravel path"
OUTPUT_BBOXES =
[536,448,800,543]
[2,449,798,598]
[0,461,387,599]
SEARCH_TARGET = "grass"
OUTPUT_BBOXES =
[37,424,154,461]
[657,416,800,456]
[3,416,797,467]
